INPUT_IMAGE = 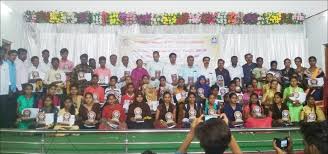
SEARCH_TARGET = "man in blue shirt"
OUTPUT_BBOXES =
[242,53,257,86]
[2,50,18,128]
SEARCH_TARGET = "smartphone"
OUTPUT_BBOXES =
[203,115,221,122]
[274,137,288,150]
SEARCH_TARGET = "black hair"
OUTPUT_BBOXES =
[17,48,27,54]
[300,121,328,154]
[31,56,39,62]
[89,58,95,62]
[8,50,17,55]
[99,56,106,61]
[63,97,76,115]
[159,76,166,81]
[217,59,225,63]
[270,60,277,66]
[196,118,231,154]
[249,93,260,109]
[308,56,317,62]
[231,56,238,59]
[60,48,69,54]
[274,92,283,99]
[169,53,176,58]
[80,54,88,59]
[203,56,210,61]
[153,51,159,55]
[92,74,99,79]
[51,57,59,63]
[229,92,237,99]
[284,58,291,63]
[110,54,117,58]
[244,53,252,58]
[110,76,118,82]
[294,57,302,62]
[256,57,263,61]
[23,83,33,90]
[210,85,219,91]
[42,49,49,54]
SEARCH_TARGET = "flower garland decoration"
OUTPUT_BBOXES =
[243,13,259,24]
[24,11,306,25]
[201,13,217,24]
[216,12,227,25]
[267,12,282,24]
[227,12,238,24]
[176,13,189,25]
[151,14,162,25]
[189,13,201,24]
[161,13,177,25]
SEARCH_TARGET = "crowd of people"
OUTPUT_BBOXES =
[0,47,326,130]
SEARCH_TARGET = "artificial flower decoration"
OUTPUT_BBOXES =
[125,12,137,25]
[189,13,201,24]
[136,13,152,25]
[161,13,177,25]
[201,13,217,24]
[216,12,228,25]
[24,11,305,25]
[151,14,162,25]
[243,13,259,24]
[292,13,305,24]
[176,13,189,25]
[227,12,238,24]
[49,11,62,24]
[92,12,102,25]
[35,11,50,23]
[108,12,121,25]
[267,12,282,24]
[77,11,90,24]
[101,11,108,26]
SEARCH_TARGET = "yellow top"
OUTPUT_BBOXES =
[300,105,326,122]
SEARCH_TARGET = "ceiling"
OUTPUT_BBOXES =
[2,0,328,16]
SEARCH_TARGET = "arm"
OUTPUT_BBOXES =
[177,115,204,153]
[220,113,242,154]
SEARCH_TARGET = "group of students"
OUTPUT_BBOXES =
[0,47,326,130]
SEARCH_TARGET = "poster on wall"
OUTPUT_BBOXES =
[119,34,219,67]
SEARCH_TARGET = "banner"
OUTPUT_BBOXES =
[119,34,219,67]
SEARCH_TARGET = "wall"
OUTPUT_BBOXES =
[305,11,328,71]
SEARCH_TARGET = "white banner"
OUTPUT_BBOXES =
[119,34,219,67]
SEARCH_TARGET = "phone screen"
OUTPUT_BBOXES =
[204,115,217,121]
[280,139,288,148]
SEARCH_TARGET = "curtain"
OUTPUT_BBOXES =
[24,23,306,69]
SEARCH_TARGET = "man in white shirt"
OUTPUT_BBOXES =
[199,56,216,85]
[227,56,244,84]
[117,56,133,82]
[39,49,51,74]
[108,54,119,77]
[15,48,29,91]
[28,56,45,81]
[179,55,200,85]
[162,53,179,85]
[147,51,164,81]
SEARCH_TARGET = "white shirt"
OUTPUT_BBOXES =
[179,65,200,84]
[39,60,52,74]
[117,64,133,79]
[162,63,179,84]
[28,65,46,80]
[199,65,216,85]
[108,63,119,77]
[146,60,164,78]
[227,65,244,81]
[15,59,29,91]
[0,62,10,95]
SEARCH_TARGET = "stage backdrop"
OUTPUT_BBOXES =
[119,34,219,67]
[23,24,307,69]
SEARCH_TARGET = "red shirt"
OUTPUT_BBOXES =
[84,85,105,103]
[120,93,134,105]
[102,104,126,122]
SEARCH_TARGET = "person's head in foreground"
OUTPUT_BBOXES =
[177,114,241,154]
[197,117,231,154]
[273,120,328,154]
